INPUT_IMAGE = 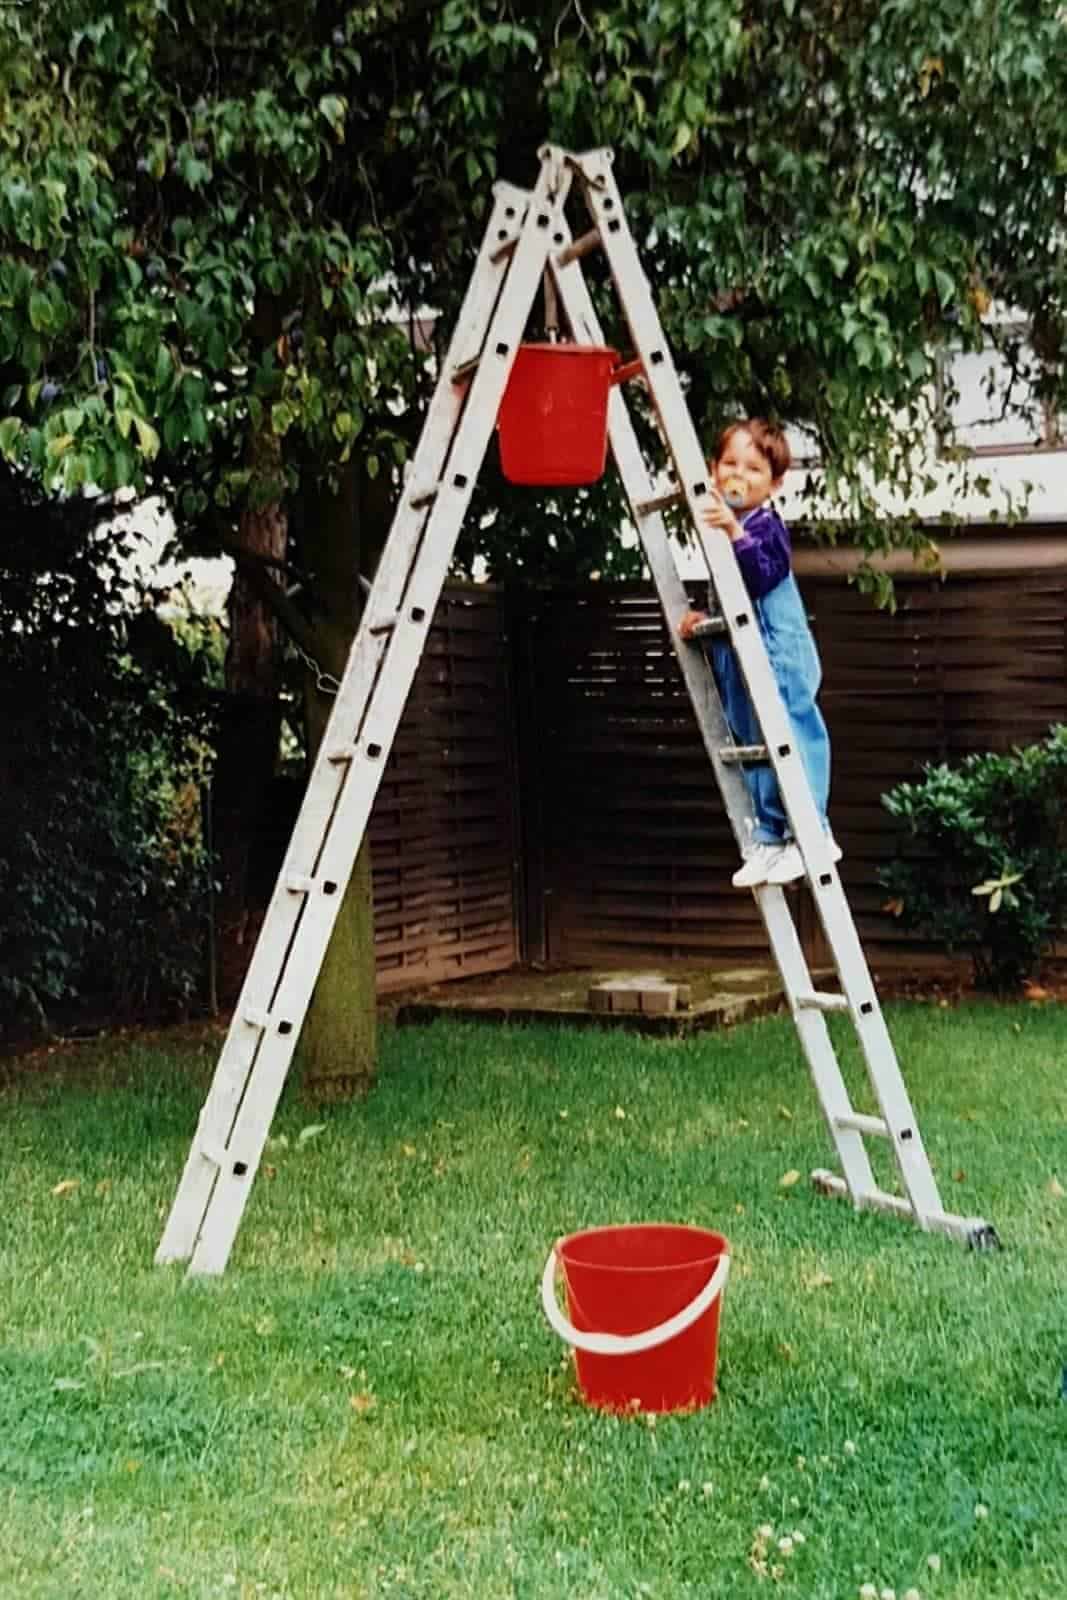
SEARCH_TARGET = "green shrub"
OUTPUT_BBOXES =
[879,726,1067,991]
[0,480,216,1039]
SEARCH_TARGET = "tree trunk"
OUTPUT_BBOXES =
[293,459,391,1101]
[213,420,287,1003]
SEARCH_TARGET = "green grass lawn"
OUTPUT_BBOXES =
[1,1001,1065,1600]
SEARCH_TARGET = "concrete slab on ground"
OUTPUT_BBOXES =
[394,960,807,1036]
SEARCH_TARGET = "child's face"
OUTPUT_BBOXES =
[713,428,782,512]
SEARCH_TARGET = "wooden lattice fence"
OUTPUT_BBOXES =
[370,585,519,990]
[366,538,1067,986]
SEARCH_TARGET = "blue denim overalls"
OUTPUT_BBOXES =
[709,571,831,846]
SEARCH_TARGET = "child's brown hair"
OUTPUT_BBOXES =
[712,418,792,480]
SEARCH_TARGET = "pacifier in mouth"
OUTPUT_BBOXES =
[722,477,746,508]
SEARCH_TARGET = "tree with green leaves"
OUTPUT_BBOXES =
[3,0,1066,1073]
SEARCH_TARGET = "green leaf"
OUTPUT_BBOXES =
[853,330,875,368]
[28,291,54,333]
[671,122,692,157]
[0,416,23,456]
[934,268,955,308]
[132,414,160,459]
[318,95,347,136]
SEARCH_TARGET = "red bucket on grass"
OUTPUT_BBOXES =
[540,1224,730,1414]
[496,343,641,486]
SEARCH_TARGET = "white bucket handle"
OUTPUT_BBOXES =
[540,1242,731,1357]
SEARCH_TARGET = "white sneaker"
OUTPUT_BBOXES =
[765,835,843,887]
[731,842,789,888]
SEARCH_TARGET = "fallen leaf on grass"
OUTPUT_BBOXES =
[953,1170,966,1182]
[614,1105,627,1120]
[52,1179,79,1196]
[779,1169,801,1188]
[94,1179,111,1196]
[804,1271,834,1291]
[350,1392,377,1415]
[402,1143,417,1158]
[777,1105,794,1121]
[297,1123,327,1146]
[1048,1177,1065,1198]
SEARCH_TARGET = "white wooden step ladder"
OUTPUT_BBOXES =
[157,145,998,1276]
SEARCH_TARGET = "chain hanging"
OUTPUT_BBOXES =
[294,643,340,697]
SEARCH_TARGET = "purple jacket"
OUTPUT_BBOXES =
[731,502,792,601]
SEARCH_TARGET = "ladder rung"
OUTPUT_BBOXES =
[199,1141,227,1169]
[409,487,438,511]
[719,743,768,763]
[689,616,728,639]
[795,989,850,1013]
[368,619,397,636]
[635,488,683,517]
[452,356,480,384]
[242,1008,270,1031]
[284,873,314,895]
[812,1170,915,1219]
[326,748,354,765]
[490,235,518,263]
[556,228,602,266]
[834,1111,890,1138]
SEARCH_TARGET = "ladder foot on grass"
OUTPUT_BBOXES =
[811,1170,1000,1250]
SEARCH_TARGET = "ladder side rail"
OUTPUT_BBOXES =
[799,895,945,1221]
[548,239,753,854]
[332,179,533,708]
[156,180,534,1268]
[571,150,948,1227]
[756,888,880,1202]
[180,163,574,1277]
[570,149,835,874]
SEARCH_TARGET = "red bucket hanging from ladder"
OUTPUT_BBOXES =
[496,342,642,486]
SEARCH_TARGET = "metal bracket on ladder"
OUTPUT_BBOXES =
[156,144,997,1277]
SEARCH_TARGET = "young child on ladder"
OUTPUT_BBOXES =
[678,418,841,888]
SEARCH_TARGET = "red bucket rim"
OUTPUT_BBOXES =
[558,1223,729,1274]
[511,341,619,358]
